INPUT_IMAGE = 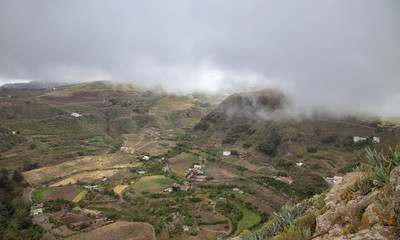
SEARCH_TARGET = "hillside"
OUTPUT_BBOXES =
[194,89,400,196]
[0,84,399,240]
[240,147,400,239]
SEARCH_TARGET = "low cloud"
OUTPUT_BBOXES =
[0,0,399,116]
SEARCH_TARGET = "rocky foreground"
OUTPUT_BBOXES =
[312,167,399,240]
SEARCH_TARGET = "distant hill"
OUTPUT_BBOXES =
[194,89,400,194]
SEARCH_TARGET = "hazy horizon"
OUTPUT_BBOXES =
[1,0,399,116]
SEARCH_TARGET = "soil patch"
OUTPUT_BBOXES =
[46,187,79,201]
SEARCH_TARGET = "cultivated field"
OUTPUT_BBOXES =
[66,221,156,240]
[231,202,261,235]
[113,185,128,194]
[49,170,117,187]
[72,190,88,202]
[134,175,175,193]
[23,154,138,185]
[46,187,80,201]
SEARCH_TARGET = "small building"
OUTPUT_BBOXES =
[218,197,227,202]
[102,177,107,182]
[296,163,303,167]
[163,166,169,172]
[353,136,368,142]
[32,208,43,215]
[164,187,173,192]
[142,156,150,160]
[372,137,380,143]
[71,113,82,117]
[126,148,135,154]
[71,222,82,229]
[281,176,294,185]
[138,171,146,175]
[223,151,231,156]
[11,131,16,134]
[232,188,240,192]
[195,175,206,182]
[182,225,190,232]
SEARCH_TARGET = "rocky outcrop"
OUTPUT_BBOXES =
[312,168,400,240]
[390,166,400,228]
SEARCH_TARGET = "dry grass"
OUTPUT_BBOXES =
[113,185,129,194]
[49,177,77,187]
[23,154,139,185]
[72,190,88,202]
[66,221,155,240]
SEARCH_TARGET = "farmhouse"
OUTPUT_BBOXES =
[273,176,294,185]
[120,147,135,154]
[195,175,206,181]
[142,156,150,160]
[32,208,43,215]
[164,187,173,192]
[353,136,368,142]
[296,162,303,167]
[138,171,146,174]
[373,136,380,143]
[182,225,190,232]
[232,188,241,192]
[223,151,231,156]
[71,113,82,117]
[281,176,293,185]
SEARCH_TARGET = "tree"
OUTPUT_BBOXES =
[12,170,24,183]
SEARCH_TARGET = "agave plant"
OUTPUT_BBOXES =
[267,221,283,235]
[274,203,302,227]
[370,164,392,187]
[364,147,399,188]
[388,146,400,166]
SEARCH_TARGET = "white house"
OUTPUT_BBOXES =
[296,162,303,167]
[372,137,380,143]
[353,136,367,142]
[182,225,190,232]
[142,156,150,160]
[138,171,146,174]
[223,151,231,156]
[71,113,82,117]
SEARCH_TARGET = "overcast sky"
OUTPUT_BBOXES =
[0,0,399,116]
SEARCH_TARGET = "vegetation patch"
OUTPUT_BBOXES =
[231,202,261,234]
[134,175,175,193]
[72,190,88,202]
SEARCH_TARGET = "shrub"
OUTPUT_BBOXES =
[307,146,317,153]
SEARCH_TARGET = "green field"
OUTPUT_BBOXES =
[184,155,199,162]
[134,175,176,193]
[232,202,261,234]
[155,178,176,184]
[32,188,55,203]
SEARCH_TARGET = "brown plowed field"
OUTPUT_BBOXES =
[46,187,78,201]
